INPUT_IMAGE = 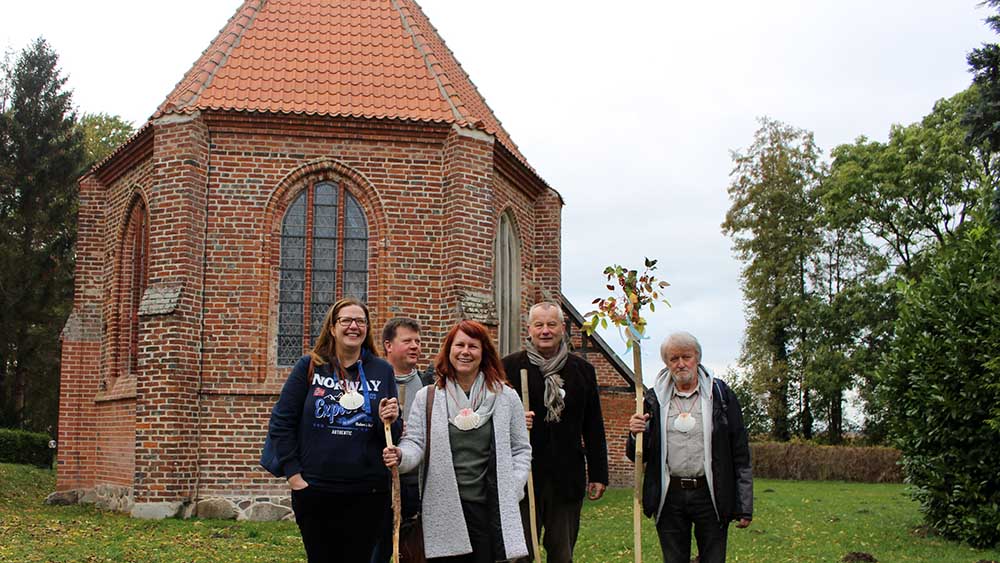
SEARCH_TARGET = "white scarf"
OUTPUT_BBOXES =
[445,372,498,431]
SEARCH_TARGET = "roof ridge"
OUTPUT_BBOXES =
[395,0,529,162]
[390,0,468,125]
[156,0,267,117]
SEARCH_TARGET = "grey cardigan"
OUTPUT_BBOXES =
[398,384,531,560]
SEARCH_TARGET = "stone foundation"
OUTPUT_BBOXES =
[46,487,294,522]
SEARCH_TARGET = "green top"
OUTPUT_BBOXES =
[448,419,493,503]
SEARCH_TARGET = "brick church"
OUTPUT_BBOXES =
[56,0,638,519]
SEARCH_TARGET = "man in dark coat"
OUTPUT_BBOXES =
[371,317,435,563]
[627,331,753,563]
[503,302,609,563]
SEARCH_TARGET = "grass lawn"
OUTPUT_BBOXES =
[2,464,999,563]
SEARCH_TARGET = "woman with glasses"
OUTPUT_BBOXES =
[383,320,531,562]
[265,297,401,563]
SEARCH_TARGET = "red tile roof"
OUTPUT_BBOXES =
[157,0,527,165]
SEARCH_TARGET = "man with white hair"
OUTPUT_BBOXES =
[503,301,609,563]
[627,332,752,563]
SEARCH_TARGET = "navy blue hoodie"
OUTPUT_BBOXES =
[267,351,402,493]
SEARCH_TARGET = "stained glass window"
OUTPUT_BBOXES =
[277,181,368,366]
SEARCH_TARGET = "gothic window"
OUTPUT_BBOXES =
[494,211,521,356]
[277,181,369,366]
[117,198,148,378]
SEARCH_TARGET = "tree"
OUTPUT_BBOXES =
[722,117,823,441]
[0,38,86,431]
[77,112,134,168]
[825,90,990,278]
[878,223,1000,547]
[725,367,769,439]
[964,0,1000,226]
[584,258,669,563]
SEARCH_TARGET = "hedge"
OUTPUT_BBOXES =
[751,441,901,483]
[0,428,54,467]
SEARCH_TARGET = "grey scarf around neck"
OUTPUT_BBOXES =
[395,368,421,419]
[526,339,568,422]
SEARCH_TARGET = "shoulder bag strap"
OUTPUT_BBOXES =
[422,385,435,490]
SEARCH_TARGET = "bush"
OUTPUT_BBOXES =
[0,428,53,467]
[751,441,901,482]
[878,225,1000,547]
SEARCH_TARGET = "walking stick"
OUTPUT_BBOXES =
[631,342,645,563]
[384,390,402,563]
[520,369,542,563]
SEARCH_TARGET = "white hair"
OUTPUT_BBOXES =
[660,331,702,362]
[528,301,564,323]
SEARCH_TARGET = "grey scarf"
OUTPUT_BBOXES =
[526,339,568,422]
[395,369,421,420]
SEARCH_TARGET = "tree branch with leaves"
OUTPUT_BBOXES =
[583,257,668,563]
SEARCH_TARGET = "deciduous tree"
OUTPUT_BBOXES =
[722,118,823,441]
[824,90,989,278]
[78,112,134,167]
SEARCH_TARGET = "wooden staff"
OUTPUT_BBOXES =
[631,342,645,563]
[520,369,542,563]
[384,396,402,563]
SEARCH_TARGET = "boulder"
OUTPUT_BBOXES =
[239,501,291,522]
[196,498,238,520]
[44,490,81,506]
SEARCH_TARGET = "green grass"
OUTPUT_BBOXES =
[576,483,1000,563]
[2,463,999,562]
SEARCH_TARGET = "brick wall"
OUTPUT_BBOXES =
[131,114,209,504]
[58,111,568,506]
[57,172,105,491]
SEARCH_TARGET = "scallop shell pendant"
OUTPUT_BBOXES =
[454,408,481,431]
[673,412,696,433]
[339,390,364,411]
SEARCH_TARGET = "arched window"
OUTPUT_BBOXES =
[277,181,369,366]
[117,198,148,378]
[494,211,521,356]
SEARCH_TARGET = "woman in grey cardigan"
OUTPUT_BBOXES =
[384,320,531,562]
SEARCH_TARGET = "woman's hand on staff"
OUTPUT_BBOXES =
[383,446,401,468]
[629,413,650,434]
[524,410,534,430]
[379,398,399,424]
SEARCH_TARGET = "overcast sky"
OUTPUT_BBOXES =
[2,1,993,384]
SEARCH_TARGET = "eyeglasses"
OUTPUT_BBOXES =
[335,317,368,328]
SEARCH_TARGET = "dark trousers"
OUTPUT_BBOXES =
[516,479,583,563]
[291,487,389,563]
[371,479,422,563]
[429,500,494,563]
[655,482,729,563]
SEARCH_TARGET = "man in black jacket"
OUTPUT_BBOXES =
[503,302,609,563]
[371,317,435,563]
[627,332,752,563]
